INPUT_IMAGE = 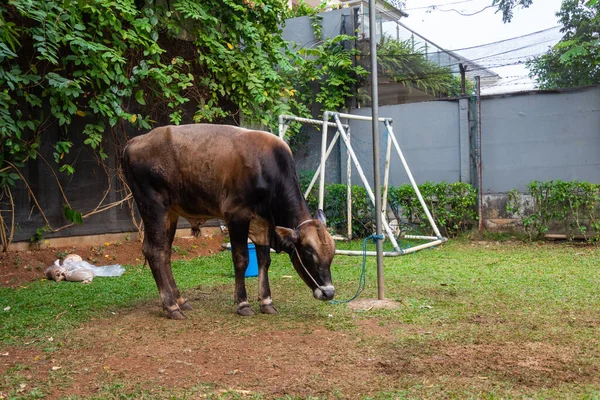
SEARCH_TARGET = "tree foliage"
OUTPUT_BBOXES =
[290,35,368,112]
[0,0,302,168]
[377,37,468,97]
[493,0,599,23]
[0,0,367,177]
[162,0,306,127]
[492,0,534,23]
[0,0,480,248]
[0,0,367,247]
[527,0,600,89]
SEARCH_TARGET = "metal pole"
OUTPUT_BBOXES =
[382,121,392,214]
[336,112,388,122]
[475,76,484,233]
[278,114,285,138]
[335,239,443,257]
[459,63,466,97]
[368,0,384,300]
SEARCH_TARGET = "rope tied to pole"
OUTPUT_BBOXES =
[330,233,383,304]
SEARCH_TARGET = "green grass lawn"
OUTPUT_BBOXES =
[1,236,600,399]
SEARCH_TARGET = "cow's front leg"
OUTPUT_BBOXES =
[256,244,278,314]
[228,220,255,316]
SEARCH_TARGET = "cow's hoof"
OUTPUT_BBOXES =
[167,310,186,320]
[260,304,278,314]
[236,304,256,316]
[179,301,193,311]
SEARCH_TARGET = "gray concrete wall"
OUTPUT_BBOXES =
[329,85,600,195]
[282,9,354,46]
[481,86,600,193]
[339,101,464,188]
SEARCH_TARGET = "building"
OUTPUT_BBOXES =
[284,0,499,105]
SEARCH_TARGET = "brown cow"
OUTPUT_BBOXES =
[122,124,336,319]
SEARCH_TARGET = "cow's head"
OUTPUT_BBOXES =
[276,209,336,301]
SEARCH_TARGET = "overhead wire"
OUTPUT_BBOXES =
[372,58,543,85]
[404,0,480,11]
[440,26,562,53]
[368,25,561,61]
[404,0,500,16]
[376,36,559,73]
[433,4,496,16]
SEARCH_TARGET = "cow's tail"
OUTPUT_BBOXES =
[120,140,135,189]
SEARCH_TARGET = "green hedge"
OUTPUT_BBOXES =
[507,180,600,241]
[299,172,477,238]
[388,181,477,237]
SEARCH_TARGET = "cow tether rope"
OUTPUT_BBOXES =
[293,246,323,290]
[329,233,383,304]
[294,220,385,303]
[293,219,326,291]
[295,219,313,230]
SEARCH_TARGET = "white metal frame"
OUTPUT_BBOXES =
[278,112,447,256]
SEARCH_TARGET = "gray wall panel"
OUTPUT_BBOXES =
[482,87,600,192]
[332,86,600,194]
[342,101,461,187]
[282,9,353,46]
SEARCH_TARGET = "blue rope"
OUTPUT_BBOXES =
[330,233,384,304]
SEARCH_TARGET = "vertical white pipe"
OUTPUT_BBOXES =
[382,121,393,215]
[303,130,341,199]
[346,126,353,240]
[278,115,284,138]
[319,112,330,210]
[333,114,400,252]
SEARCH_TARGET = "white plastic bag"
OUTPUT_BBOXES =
[61,258,125,277]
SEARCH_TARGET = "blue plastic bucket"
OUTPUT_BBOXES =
[229,243,259,277]
[245,244,259,277]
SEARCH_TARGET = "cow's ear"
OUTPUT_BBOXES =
[275,226,298,251]
[314,209,327,226]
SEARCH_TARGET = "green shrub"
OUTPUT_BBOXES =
[300,175,477,238]
[507,180,600,241]
[322,184,374,238]
[388,181,477,237]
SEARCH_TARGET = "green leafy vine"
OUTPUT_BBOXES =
[0,0,369,249]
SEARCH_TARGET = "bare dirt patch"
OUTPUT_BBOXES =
[2,303,598,399]
[0,235,224,287]
[377,339,599,387]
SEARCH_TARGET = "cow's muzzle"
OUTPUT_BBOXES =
[313,285,335,301]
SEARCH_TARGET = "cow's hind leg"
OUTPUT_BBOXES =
[228,219,255,316]
[165,212,193,312]
[142,208,186,320]
[256,244,278,314]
